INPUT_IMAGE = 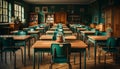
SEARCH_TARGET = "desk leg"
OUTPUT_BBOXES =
[24,41,26,66]
[84,49,86,69]
[28,39,30,60]
[33,49,35,69]
[94,42,96,66]
[38,52,40,69]
[80,51,81,69]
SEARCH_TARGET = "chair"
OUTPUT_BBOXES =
[98,36,119,65]
[50,43,72,69]
[0,37,23,69]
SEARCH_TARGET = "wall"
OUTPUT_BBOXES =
[28,4,88,24]
[88,0,120,25]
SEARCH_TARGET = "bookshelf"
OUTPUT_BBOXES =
[45,13,54,24]
[67,14,80,24]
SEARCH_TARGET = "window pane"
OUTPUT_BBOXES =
[0,0,2,7]
[3,9,6,15]
[0,8,2,14]
[22,7,24,13]
[9,3,11,10]
[5,16,8,22]
[5,2,7,8]
[0,15,2,22]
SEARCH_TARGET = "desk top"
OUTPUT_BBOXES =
[77,28,86,31]
[40,35,76,40]
[50,28,70,31]
[36,28,44,30]
[88,36,108,41]
[28,31,39,34]
[32,40,88,49]
[81,31,95,34]
[46,31,72,34]
[0,35,30,40]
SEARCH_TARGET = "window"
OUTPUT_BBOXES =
[14,3,24,23]
[0,0,9,23]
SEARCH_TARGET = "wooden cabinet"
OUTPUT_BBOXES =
[29,12,38,26]
[105,6,120,37]
[54,12,67,24]
[113,6,120,37]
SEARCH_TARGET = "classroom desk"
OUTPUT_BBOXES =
[32,40,88,69]
[0,35,31,66]
[35,28,45,35]
[46,30,73,35]
[80,31,95,41]
[50,27,70,31]
[88,36,107,65]
[39,35,77,40]
[28,31,39,40]
[77,28,86,31]
[77,28,86,39]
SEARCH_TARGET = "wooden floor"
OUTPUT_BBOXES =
[0,46,120,69]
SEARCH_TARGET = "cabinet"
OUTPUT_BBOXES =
[45,13,54,24]
[105,6,120,37]
[54,12,67,24]
[29,12,38,26]
[67,14,80,24]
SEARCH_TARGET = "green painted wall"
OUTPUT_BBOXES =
[29,4,88,24]
[88,0,120,25]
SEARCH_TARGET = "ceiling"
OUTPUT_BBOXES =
[23,0,96,4]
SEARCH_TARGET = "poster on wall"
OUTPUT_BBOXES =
[35,7,40,13]
[42,6,48,13]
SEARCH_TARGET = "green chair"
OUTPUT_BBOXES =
[98,37,119,65]
[0,37,23,69]
[50,43,72,69]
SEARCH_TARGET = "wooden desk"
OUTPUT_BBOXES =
[88,36,107,65]
[28,31,39,34]
[46,31,73,35]
[50,27,70,31]
[77,28,86,31]
[39,35,76,40]
[32,40,88,69]
[0,35,31,66]
[80,31,95,41]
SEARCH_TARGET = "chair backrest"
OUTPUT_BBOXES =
[51,43,71,58]
[107,37,116,48]
[95,30,100,35]
[52,31,58,40]
[0,37,14,47]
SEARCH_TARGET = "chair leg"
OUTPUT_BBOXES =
[1,52,3,61]
[5,52,7,64]
[104,53,107,69]
[13,52,16,69]
[98,48,101,64]
[68,63,72,69]
[74,55,76,65]
[20,48,23,64]
[49,63,53,69]
[10,52,12,61]
[88,43,90,60]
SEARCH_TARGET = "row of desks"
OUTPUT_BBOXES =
[32,25,88,69]
[32,40,88,69]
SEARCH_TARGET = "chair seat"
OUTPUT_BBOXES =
[53,57,68,63]
[102,48,118,53]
